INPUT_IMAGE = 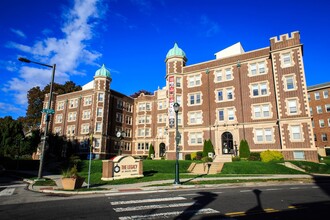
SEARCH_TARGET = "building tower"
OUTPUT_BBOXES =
[165,43,187,159]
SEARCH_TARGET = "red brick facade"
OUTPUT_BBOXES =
[42,31,318,162]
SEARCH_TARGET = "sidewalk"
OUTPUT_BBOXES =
[27,174,330,195]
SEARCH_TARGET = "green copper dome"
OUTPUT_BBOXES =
[166,43,186,59]
[95,64,111,78]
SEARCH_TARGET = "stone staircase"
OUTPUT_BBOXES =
[188,162,224,175]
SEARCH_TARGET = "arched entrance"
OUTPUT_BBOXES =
[159,143,166,157]
[222,132,233,154]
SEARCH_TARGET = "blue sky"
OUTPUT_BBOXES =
[1,0,330,119]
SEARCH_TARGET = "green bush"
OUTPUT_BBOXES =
[202,156,213,163]
[203,139,215,157]
[260,150,284,162]
[191,152,197,160]
[248,152,261,161]
[185,154,192,160]
[232,156,241,161]
[196,151,203,160]
[239,140,250,158]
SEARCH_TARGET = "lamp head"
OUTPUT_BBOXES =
[173,102,180,113]
[18,57,31,63]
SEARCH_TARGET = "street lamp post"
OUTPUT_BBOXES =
[173,102,181,185]
[18,57,56,180]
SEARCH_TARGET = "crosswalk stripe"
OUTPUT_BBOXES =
[114,202,195,212]
[118,208,220,220]
[110,197,186,205]
[0,188,15,196]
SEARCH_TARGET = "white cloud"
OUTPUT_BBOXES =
[10,28,26,38]
[200,15,219,37]
[4,0,106,108]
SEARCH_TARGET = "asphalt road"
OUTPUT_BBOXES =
[1,175,330,220]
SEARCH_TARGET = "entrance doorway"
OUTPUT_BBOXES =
[222,132,233,154]
[159,143,166,157]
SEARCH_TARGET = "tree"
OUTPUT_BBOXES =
[0,116,24,157]
[23,81,82,131]
[202,139,215,157]
[148,144,155,159]
[239,139,250,159]
[130,90,153,98]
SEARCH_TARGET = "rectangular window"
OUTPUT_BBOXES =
[250,63,257,75]
[325,104,330,112]
[189,93,201,105]
[293,151,305,160]
[84,96,92,105]
[68,112,77,121]
[82,110,91,119]
[258,62,265,74]
[176,77,182,87]
[97,108,103,117]
[217,90,223,101]
[95,122,102,132]
[322,133,328,142]
[324,90,329,99]
[69,99,78,108]
[286,76,295,90]
[291,125,301,140]
[315,92,320,100]
[55,114,63,123]
[288,99,298,114]
[215,70,222,82]
[57,101,64,110]
[98,93,104,102]
[228,108,234,121]
[190,132,203,144]
[176,95,182,105]
[225,68,232,80]
[319,119,325,128]
[218,109,224,121]
[317,106,322,114]
[188,74,201,87]
[226,88,233,100]
[255,128,273,143]
[283,53,292,66]
[189,111,202,124]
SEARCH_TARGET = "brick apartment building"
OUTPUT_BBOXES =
[307,82,330,156]
[41,31,319,162]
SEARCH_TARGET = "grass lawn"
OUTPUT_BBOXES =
[77,159,326,186]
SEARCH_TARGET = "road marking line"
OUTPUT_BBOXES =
[290,187,300,189]
[240,190,252,193]
[288,205,297,209]
[119,208,219,220]
[264,208,279,213]
[265,188,280,191]
[110,197,186,205]
[114,202,195,212]
[0,188,15,196]
[226,211,245,216]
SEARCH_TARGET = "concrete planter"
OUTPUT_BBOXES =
[61,177,85,190]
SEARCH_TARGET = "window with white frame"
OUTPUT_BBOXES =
[116,113,123,123]
[310,107,313,116]
[188,111,202,124]
[322,133,328,142]
[68,112,77,121]
[145,128,151,136]
[137,143,144,150]
[253,104,271,119]
[315,92,320,100]
[189,132,203,145]
[188,74,201,87]
[308,94,311,102]
[84,96,92,106]
[293,151,305,160]
[94,138,100,148]
[250,61,266,76]
[282,52,292,67]
[125,116,132,125]
[97,108,103,117]
[287,99,298,114]
[319,119,325,128]
[214,68,232,82]
[117,99,123,109]
[125,128,132,138]
[157,114,163,123]
[158,101,163,110]
[216,87,234,102]
[189,92,201,105]
[328,118,330,127]
[178,113,182,125]
[55,114,63,123]
[157,127,163,137]
[217,108,236,122]
[312,119,315,128]
[69,99,78,108]
[57,101,64,110]
[251,82,268,97]
[255,128,273,143]
[176,95,182,105]
[324,90,329,99]
[54,127,62,135]
[317,106,322,114]
[146,103,151,111]
[67,125,75,135]
[98,93,104,102]
[81,124,90,134]
[285,75,296,90]
[95,122,102,132]
[82,110,91,119]
[176,77,182,87]
[290,125,302,141]
[137,128,145,137]
[325,104,330,112]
